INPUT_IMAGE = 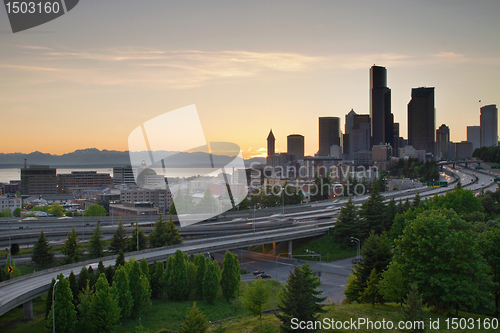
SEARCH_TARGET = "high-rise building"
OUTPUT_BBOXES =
[317,117,340,156]
[343,109,357,155]
[467,126,481,152]
[436,124,450,160]
[349,122,371,159]
[287,134,305,160]
[267,129,275,157]
[21,165,57,195]
[393,123,400,155]
[408,87,435,155]
[370,65,393,147]
[480,104,498,147]
[57,171,113,194]
[113,166,136,185]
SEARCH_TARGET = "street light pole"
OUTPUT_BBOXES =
[350,237,360,261]
[275,253,286,282]
[52,279,60,333]
[253,205,256,234]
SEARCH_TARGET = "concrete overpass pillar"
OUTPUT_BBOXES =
[262,244,266,254]
[288,240,292,258]
[23,300,33,320]
[272,242,276,255]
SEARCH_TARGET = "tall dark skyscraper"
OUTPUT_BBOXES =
[436,124,450,160]
[370,65,393,148]
[480,104,498,147]
[267,129,275,157]
[287,134,305,160]
[408,87,435,155]
[317,117,340,156]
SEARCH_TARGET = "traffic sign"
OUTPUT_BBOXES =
[7,266,13,273]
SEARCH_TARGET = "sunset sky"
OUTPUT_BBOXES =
[0,0,499,158]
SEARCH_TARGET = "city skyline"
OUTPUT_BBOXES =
[0,1,499,157]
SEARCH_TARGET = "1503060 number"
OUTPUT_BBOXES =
[5,2,60,14]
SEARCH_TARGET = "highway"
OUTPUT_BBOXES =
[0,162,497,318]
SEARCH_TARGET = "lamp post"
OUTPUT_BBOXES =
[275,253,286,282]
[52,278,60,333]
[350,237,360,262]
[253,205,256,234]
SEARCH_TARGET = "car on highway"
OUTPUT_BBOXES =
[256,273,272,279]
[253,270,265,275]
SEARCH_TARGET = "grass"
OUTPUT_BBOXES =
[0,279,282,333]
[290,234,357,262]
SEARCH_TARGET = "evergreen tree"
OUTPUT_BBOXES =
[179,302,209,333]
[195,254,206,299]
[51,276,77,333]
[332,196,359,244]
[77,267,89,292]
[186,260,198,296]
[89,222,104,258]
[32,229,54,267]
[88,266,97,289]
[149,214,168,248]
[151,261,165,299]
[165,214,183,245]
[242,277,269,327]
[89,274,121,333]
[401,284,426,333]
[359,268,384,306]
[163,256,174,298]
[140,258,151,284]
[220,251,240,302]
[115,249,125,267]
[97,260,106,277]
[76,283,93,333]
[356,230,392,289]
[112,265,133,320]
[127,222,148,251]
[276,264,326,332]
[68,271,79,306]
[203,260,220,304]
[109,218,127,254]
[170,249,189,301]
[385,198,398,230]
[62,227,81,264]
[128,260,151,317]
[359,182,386,237]
[412,192,421,209]
[344,267,363,304]
[378,260,405,307]
[105,265,115,286]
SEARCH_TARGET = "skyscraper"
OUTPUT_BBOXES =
[480,104,498,147]
[287,134,305,160]
[408,87,435,155]
[436,124,450,160]
[466,126,481,152]
[370,65,393,148]
[343,109,357,156]
[21,165,57,195]
[317,117,340,156]
[267,129,275,157]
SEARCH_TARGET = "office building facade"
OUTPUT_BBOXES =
[317,117,340,156]
[287,134,305,160]
[466,126,481,152]
[21,165,57,195]
[436,124,450,160]
[370,65,393,147]
[408,87,435,155]
[480,104,498,147]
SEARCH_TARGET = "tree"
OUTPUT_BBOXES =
[151,261,166,299]
[115,249,125,267]
[32,229,54,267]
[344,268,363,304]
[112,265,133,320]
[48,202,65,217]
[76,283,94,333]
[194,187,217,214]
[332,196,359,244]
[359,268,383,306]
[140,258,151,284]
[276,264,326,332]
[242,277,269,326]
[378,260,405,307]
[479,227,500,317]
[13,207,22,217]
[179,302,209,333]
[221,251,240,302]
[149,214,168,248]
[128,260,151,318]
[395,209,492,314]
[89,274,121,333]
[105,265,115,286]
[164,214,183,245]
[62,227,81,264]
[89,222,104,258]
[109,218,127,254]
[68,271,79,306]
[170,249,189,301]
[359,182,387,237]
[127,222,148,251]
[195,254,206,299]
[78,267,89,293]
[203,260,220,304]
[50,276,77,333]
[401,284,425,333]
[356,230,392,291]
[84,204,106,217]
